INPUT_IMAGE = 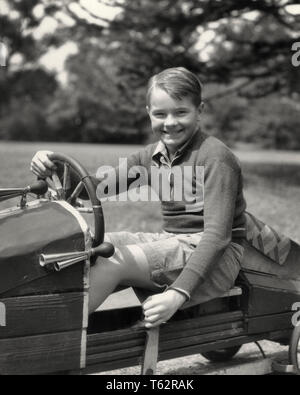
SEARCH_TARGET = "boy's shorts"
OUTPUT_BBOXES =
[104,231,244,308]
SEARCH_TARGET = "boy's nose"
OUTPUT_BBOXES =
[164,114,178,129]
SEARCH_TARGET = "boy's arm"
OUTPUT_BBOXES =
[93,151,144,198]
[70,150,143,199]
[170,159,239,297]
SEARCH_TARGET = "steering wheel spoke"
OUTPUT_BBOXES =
[67,181,85,204]
[62,163,71,195]
[40,152,104,247]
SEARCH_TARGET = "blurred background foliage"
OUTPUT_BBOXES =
[0,0,300,148]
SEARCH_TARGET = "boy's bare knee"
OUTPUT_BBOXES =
[90,255,125,285]
[88,257,125,314]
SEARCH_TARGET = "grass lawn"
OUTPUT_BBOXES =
[0,141,299,243]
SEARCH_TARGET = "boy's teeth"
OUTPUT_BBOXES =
[164,130,182,134]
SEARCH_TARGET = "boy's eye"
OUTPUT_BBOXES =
[153,112,166,118]
[176,110,188,116]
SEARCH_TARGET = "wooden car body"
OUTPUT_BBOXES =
[0,199,91,374]
[85,239,300,374]
[0,197,299,375]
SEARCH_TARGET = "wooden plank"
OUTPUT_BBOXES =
[84,333,273,374]
[85,334,263,373]
[87,337,145,356]
[86,327,245,366]
[87,345,144,365]
[247,285,300,316]
[86,311,245,370]
[87,310,243,347]
[0,292,84,338]
[84,330,293,374]
[159,327,245,353]
[244,271,300,293]
[87,326,145,347]
[86,321,244,356]
[160,321,244,342]
[0,264,84,298]
[161,311,243,333]
[159,334,265,363]
[141,327,160,375]
[247,311,294,334]
[0,330,82,375]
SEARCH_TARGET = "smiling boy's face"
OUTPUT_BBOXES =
[147,87,202,156]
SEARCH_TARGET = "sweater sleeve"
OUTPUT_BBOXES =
[76,143,156,199]
[90,150,143,198]
[170,159,239,296]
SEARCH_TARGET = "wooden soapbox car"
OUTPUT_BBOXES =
[0,152,299,375]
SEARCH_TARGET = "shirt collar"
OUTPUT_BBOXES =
[152,128,201,164]
[152,140,168,159]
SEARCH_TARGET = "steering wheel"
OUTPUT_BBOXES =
[42,152,104,247]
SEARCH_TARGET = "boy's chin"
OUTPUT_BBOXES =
[162,139,185,152]
[162,134,185,145]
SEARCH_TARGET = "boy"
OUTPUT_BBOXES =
[31,67,246,328]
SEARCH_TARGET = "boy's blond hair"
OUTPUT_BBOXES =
[147,67,203,107]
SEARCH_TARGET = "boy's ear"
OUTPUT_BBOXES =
[146,105,150,114]
[198,101,204,114]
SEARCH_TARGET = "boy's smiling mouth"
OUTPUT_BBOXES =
[162,129,184,135]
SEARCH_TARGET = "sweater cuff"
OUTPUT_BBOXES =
[170,268,205,297]
[167,286,191,302]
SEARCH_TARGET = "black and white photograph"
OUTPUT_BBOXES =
[0,0,300,377]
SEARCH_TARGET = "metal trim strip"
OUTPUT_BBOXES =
[54,200,91,370]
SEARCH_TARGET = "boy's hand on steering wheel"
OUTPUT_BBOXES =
[142,289,187,328]
[30,150,56,178]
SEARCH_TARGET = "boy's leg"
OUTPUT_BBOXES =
[88,231,195,314]
[104,231,170,246]
[88,245,160,313]
[89,232,162,313]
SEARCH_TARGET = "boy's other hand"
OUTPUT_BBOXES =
[30,150,56,178]
[142,289,186,328]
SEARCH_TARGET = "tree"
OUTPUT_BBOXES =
[54,0,299,146]
[0,0,58,140]
[98,0,300,96]
[1,0,299,146]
